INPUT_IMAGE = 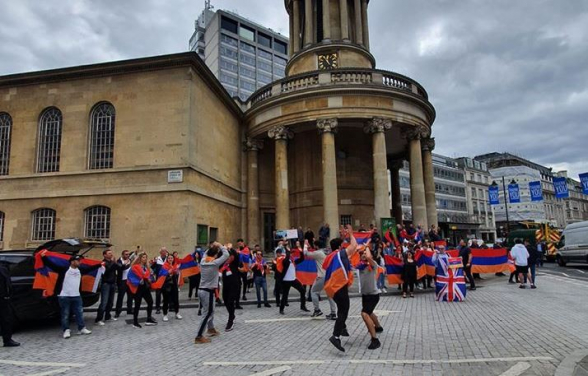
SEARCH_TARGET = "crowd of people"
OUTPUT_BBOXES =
[0,222,544,351]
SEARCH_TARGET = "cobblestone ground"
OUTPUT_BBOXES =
[1,272,587,376]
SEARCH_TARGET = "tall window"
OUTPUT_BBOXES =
[84,206,111,239]
[197,224,209,246]
[0,113,12,176]
[0,211,4,241]
[37,108,62,173]
[340,215,352,226]
[31,208,56,241]
[89,102,116,169]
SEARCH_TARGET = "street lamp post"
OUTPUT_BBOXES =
[491,177,516,239]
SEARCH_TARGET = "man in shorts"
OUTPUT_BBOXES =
[510,239,534,289]
[358,246,383,350]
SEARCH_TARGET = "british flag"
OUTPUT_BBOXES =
[435,255,466,302]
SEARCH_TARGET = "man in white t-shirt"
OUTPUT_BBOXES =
[509,239,535,289]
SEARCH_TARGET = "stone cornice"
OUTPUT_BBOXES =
[268,125,294,140]
[364,117,392,134]
[317,118,338,134]
[402,125,429,141]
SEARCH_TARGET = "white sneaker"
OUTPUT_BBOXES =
[63,329,71,339]
[96,321,105,326]
[78,328,92,335]
[175,313,183,320]
[163,315,169,322]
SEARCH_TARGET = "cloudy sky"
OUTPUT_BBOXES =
[1,0,586,178]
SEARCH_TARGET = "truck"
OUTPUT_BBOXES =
[556,220,588,266]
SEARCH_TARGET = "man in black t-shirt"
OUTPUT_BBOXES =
[458,240,476,290]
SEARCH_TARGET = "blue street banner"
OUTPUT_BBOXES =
[529,181,543,201]
[553,177,569,199]
[580,173,588,195]
[508,183,521,203]
[488,185,500,205]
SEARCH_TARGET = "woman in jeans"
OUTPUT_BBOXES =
[402,250,417,298]
[129,252,157,328]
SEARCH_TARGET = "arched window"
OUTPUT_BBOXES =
[0,211,5,241]
[89,102,115,169]
[84,206,111,239]
[0,112,12,176]
[37,108,62,173]
[31,208,56,241]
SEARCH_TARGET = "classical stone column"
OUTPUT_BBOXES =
[354,0,363,45]
[268,126,294,231]
[322,0,331,42]
[293,0,301,53]
[318,118,339,231]
[245,138,264,246]
[422,137,438,228]
[361,0,370,49]
[403,127,428,229]
[304,0,314,47]
[390,160,404,226]
[364,117,392,228]
[340,0,350,41]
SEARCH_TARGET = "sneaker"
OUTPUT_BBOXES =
[106,317,116,322]
[235,305,244,310]
[3,339,20,347]
[470,287,477,291]
[63,329,71,339]
[145,317,158,326]
[341,328,350,337]
[519,285,526,289]
[325,313,337,320]
[301,307,310,312]
[156,309,161,314]
[368,338,381,350]
[163,315,169,322]
[311,310,323,318]
[207,328,220,337]
[279,310,285,315]
[132,323,142,329]
[114,314,120,319]
[382,287,387,293]
[264,303,272,308]
[111,317,118,321]
[194,336,211,344]
[258,304,262,308]
[78,328,92,335]
[198,310,202,316]
[175,313,183,320]
[225,322,235,332]
[329,336,345,352]
[96,321,105,326]
[531,285,537,289]
[375,326,384,333]
[242,296,247,301]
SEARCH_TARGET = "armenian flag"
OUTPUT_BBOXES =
[383,255,403,284]
[79,258,104,293]
[151,262,173,290]
[33,250,69,297]
[296,259,317,286]
[239,252,251,272]
[178,253,200,278]
[323,250,353,298]
[470,248,510,274]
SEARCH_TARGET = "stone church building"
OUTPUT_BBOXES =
[0,0,436,256]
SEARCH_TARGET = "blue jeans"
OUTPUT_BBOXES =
[58,296,85,331]
[377,272,386,290]
[96,283,115,322]
[254,276,268,304]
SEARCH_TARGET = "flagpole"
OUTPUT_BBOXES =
[502,176,510,237]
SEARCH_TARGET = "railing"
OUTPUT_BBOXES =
[248,68,429,106]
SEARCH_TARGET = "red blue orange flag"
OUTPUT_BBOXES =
[178,253,200,278]
[33,250,69,297]
[323,251,352,298]
[296,259,317,286]
[470,248,510,274]
[79,258,104,293]
[151,262,173,290]
[383,255,404,284]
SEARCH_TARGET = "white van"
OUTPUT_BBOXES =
[557,220,588,266]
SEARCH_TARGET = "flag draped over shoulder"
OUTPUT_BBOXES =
[323,250,352,298]
[151,262,174,290]
[296,258,317,286]
[126,264,150,294]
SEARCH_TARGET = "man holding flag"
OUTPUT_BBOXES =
[324,225,358,352]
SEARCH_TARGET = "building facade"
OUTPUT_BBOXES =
[189,3,289,101]
[1,0,437,257]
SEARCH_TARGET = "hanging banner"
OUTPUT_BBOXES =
[529,181,543,201]
[553,177,569,199]
[580,173,588,195]
[488,185,500,205]
[508,183,520,203]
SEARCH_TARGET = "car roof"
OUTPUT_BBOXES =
[35,238,112,255]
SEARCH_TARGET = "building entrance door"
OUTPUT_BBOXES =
[263,212,276,254]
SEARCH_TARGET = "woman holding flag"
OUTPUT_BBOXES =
[323,225,358,352]
[127,252,157,329]
[161,254,182,322]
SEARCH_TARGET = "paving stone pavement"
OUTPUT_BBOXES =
[0,272,587,376]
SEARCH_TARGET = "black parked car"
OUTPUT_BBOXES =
[0,238,110,323]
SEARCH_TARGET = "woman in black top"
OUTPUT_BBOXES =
[402,251,418,298]
[161,254,182,322]
[222,247,241,332]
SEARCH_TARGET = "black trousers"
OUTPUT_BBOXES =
[274,278,283,306]
[155,289,162,310]
[403,281,415,293]
[115,282,133,316]
[188,274,201,298]
[223,279,240,324]
[162,285,179,315]
[464,266,476,288]
[280,279,306,311]
[240,272,248,298]
[332,285,350,337]
[0,299,14,343]
[133,285,153,324]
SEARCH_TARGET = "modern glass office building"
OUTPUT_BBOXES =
[189,4,289,101]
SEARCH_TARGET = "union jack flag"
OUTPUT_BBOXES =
[435,254,466,302]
